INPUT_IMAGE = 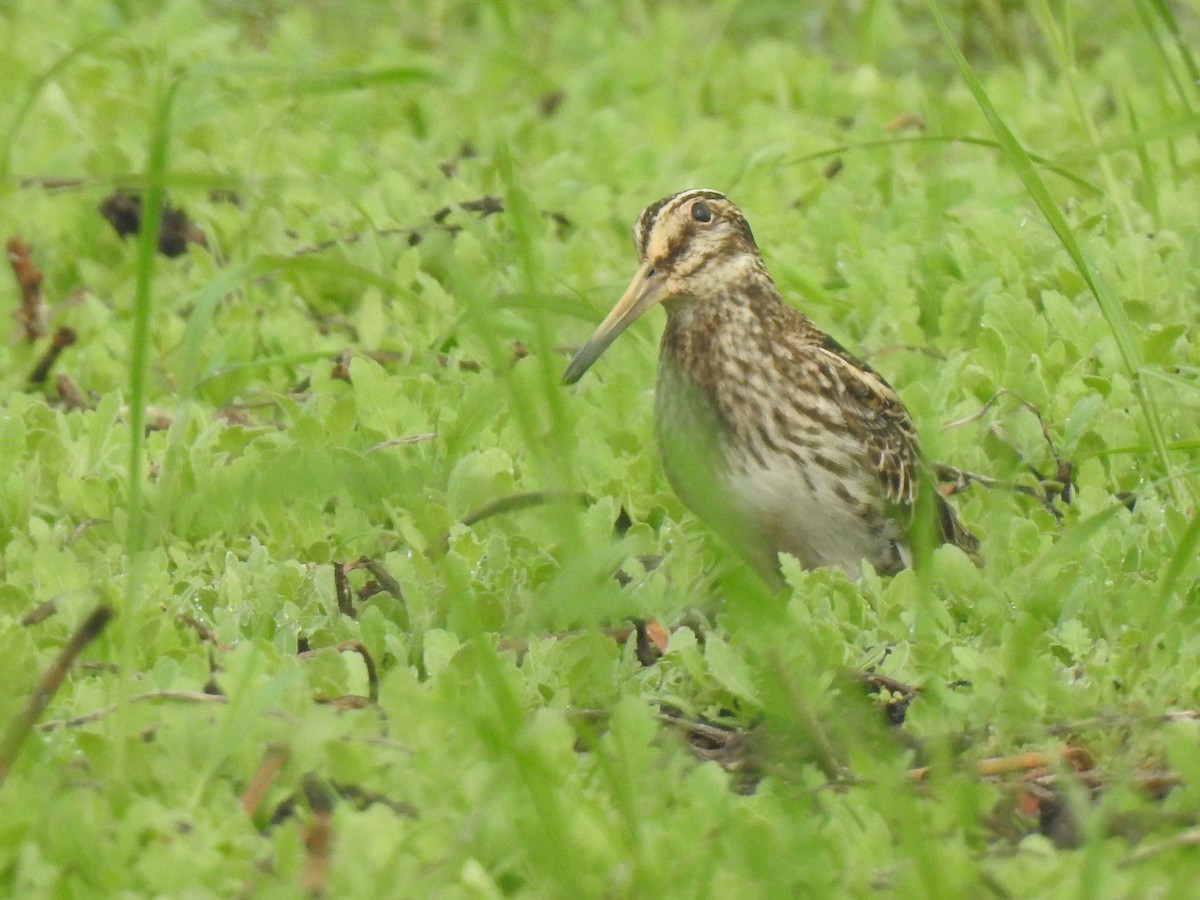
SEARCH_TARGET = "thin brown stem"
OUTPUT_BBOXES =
[0,605,115,786]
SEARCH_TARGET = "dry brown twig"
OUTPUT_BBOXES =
[423,489,594,561]
[497,620,670,666]
[29,327,77,384]
[0,606,115,785]
[940,389,1074,516]
[19,599,58,627]
[935,462,1068,521]
[364,432,437,454]
[1121,825,1200,867]
[657,709,752,766]
[241,744,290,818]
[300,775,334,897]
[299,640,380,704]
[18,176,87,191]
[906,745,1094,783]
[175,610,226,649]
[36,690,228,732]
[291,195,505,258]
[441,490,591,549]
[350,556,404,600]
[332,562,355,617]
[55,374,93,411]
[6,237,48,341]
[1046,709,1200,735]
[856,670,918,699]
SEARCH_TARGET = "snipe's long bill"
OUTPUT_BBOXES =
[564,189,978,586]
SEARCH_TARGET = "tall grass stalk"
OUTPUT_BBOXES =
[1028,0,1133,233]
[113,74,181,782]
[1133,0,1200,121]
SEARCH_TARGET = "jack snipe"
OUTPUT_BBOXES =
[564,189,978,585]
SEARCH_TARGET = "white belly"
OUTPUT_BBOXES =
[720,456,896,579]
[656,361,902,583]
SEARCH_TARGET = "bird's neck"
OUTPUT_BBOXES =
[664,255,777,318]
[662,263,792,339]
[659,267,796,392]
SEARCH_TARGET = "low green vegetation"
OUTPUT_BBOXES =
[1,1,1198,895]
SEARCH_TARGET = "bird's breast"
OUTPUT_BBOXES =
[654,345,901,580]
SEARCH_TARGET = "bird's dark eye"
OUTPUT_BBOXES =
[691,202,713,223]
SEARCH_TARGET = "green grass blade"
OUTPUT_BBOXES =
[1124,94,1160,223]
[1158,508,1200,605]
[183,60,442,97]
[1054,111,1200,162]
[926,0,1187,507]
[192,351,337,390]
[259,65,442,96]
[1027,0,1131,231]
[1082,438,1200,460]
[110,71,182,793]
[127,79,181,559]
[1134,0,1200,106]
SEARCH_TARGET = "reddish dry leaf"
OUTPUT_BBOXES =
[643,620,670,654]
[6,237,47,341]
[301,812,331,896]
[330,350,352,383]
[301,777,333,897]
[1016,788,1043,819]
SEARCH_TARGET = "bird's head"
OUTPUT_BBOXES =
[563,189,761,384]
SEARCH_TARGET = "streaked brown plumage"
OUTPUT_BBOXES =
[564,189,978,585]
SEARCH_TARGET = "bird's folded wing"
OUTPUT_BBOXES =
[814,344,921,508]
